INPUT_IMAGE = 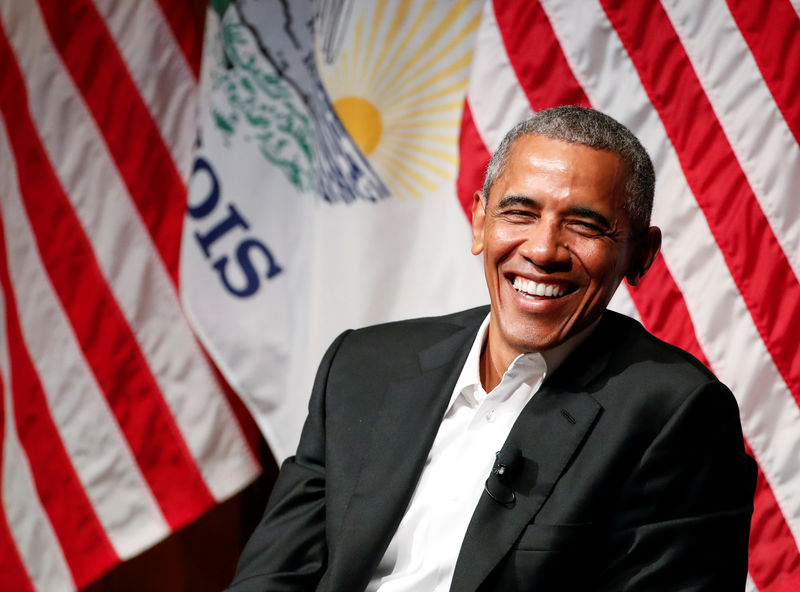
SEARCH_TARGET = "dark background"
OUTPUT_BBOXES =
[85,441,277,592]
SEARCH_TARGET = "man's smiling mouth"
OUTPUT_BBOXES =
[512,275,571,298]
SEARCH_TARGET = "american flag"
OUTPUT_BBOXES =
[0,1,260,590]
[1,1,798,590]
[457,2,800,590]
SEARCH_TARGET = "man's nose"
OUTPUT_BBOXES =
[520,220,570,269]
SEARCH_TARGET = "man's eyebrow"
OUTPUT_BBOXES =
[495,195,537,209]
[568,206,611,228]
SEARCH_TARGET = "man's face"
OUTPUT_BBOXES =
[471,135,660,360]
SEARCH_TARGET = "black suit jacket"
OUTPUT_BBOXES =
[229,306,756,591]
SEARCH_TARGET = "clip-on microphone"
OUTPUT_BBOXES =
[484,444,521,507]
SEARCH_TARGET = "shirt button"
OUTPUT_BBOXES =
[485,409,496,423]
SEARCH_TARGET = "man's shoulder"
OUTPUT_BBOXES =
[599,310,720,387]
[364,305,489,331]
[567,311,740,446]
[346,305,488,346]
[317,305,487,393]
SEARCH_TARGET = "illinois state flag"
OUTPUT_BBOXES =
[182,0,488,462]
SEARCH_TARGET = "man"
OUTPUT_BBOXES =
[228,106,756,591]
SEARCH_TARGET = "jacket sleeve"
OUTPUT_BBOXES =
[596,381,757,591]
[226,330,351,592]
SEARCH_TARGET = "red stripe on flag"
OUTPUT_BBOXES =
[0,25,215,530]
[627,255,705,362]
[599,0,800,412]
[38,0,188,287]
[0,203,118,587]
[747,444,800,591]
[727,0,800,147]
[493,0,590,111]
[456,100,490,220]
[154,0,206,79]
[0,370,37,592]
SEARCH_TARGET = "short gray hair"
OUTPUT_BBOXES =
[482,106,655,233]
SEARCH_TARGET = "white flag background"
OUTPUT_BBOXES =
[1,0,799,590]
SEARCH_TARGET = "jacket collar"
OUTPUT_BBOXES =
[327,311,483,591]
[450,312,618,590]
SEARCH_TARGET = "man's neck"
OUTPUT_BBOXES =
[479,316,604,393]
[479,333,520,393]
[479,339,503,393]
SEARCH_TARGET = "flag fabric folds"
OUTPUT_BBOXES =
[1,0,799,590]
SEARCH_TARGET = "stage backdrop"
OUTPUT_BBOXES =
[1,1,799,591]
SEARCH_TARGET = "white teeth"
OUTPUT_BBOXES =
[513,276,565,298]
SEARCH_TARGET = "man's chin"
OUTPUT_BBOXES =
[501,325,570,354]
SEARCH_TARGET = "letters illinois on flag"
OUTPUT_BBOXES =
[0,0,798,590]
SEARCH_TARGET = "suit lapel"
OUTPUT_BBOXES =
[451,317,617,591]
[327,320,479,591]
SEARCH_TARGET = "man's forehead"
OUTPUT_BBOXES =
[505,134,624,165]
[490,135,628,201]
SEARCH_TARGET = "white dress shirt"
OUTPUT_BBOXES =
[367,313,596,591]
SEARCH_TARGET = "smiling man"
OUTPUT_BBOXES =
[228,106,756,591]
[472,128,662,392]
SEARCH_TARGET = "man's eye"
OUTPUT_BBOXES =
[499,210,536,221]
[568,220,606,236]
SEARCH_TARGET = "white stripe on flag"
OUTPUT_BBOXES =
[661,0,800,277]
[539,0,800,546]
[92,0,198,176]
[0,116,170,558]
[2,0,259,504]
[746,573,757,592]
[608,284,642,323]
[791,0,800,21]
[0,283,75,592]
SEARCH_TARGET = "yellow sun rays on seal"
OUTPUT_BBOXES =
[319,0,481,200]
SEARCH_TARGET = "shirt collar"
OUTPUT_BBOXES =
[448,311,601,410]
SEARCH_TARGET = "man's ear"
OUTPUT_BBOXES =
[471,191,486,255]
[625,226,662,286]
